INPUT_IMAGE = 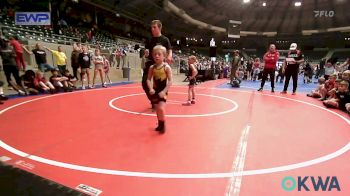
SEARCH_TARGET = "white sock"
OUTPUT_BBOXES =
[57,81,63,87]
[0,87,4,94]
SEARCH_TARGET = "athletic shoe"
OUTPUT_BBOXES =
[271,88,275,93]
[0,94,9,100]
[257,88,263,92]
[191,100,196,104]
[18,90,26,96]
[323,102,331,108]
[280,91,287,94]
[306,94,312,97]
[102,84,107,88]
[292,91,296,95]
[155,124,165,134]
[81,85,86,90]
[182,101,191,106]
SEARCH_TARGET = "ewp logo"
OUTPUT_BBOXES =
[282,176,341,192]
[15,12,51,26]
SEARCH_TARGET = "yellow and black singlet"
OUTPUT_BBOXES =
[151,64,168,102]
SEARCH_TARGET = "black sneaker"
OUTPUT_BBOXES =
[271,88,275,93]
[323,102,331,108]
[0,94,8,100]
[257,88,263,92]
[155,121,165,134]
[155,124,165,134]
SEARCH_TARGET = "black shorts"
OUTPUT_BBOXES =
[189,78,196,86]
[150,92,168,104]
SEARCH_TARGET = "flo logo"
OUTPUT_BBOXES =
[281,176,341,191]
[314,10,335,18]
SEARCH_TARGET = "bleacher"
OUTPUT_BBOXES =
[244,50,265,59]
[0,15,143,51]
[302,50,327,62]
[0,15,81,45]
[331,50,350,62]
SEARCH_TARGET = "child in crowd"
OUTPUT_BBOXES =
[323,80,350,111]
[324,60,336,80]
[341,70,350,86]
[92,49,106,88]
[252,58,260,81]
[319,74,337,101]
[307,77,326,98]
[20,70,39,95]
[183,55,198,106]
[103,55,112,85]
[303,62,313,84]
[327,79,342,99]
[34,71,55,93]
[49,69,71,92]
[63,69,77,89]
[147,45,173,133]
[79,45,91,89]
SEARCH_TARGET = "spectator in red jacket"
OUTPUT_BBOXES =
[9,36,27,71]
[258,44,280,93]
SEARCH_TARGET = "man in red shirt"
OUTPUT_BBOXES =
[258,44,279,93]
[9,36,27,71]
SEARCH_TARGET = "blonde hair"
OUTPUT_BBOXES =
[343,70,350,76]
[189,55,197,62]
[151,20,162,29]
[318,77,325,84]
[330,74,337,79]
[35,71,44,78]
[152,45,167,56]
[340,80,349,88]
